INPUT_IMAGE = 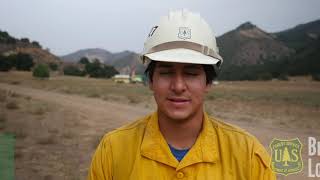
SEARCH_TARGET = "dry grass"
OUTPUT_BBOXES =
[10,80,21,85]
[127,94,141,104]
[62,131,74,139]
[1,71,319,180]
[14,129,28,139]
[29,102,49,115]
[0,90,7,102]
[6,100,19,109]
[0,112,6,123]
[37,135,56,145]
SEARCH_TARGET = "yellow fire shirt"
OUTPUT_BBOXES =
[88,112,276,180]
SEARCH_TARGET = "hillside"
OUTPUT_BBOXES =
[0,30,62,67]
[60,48,113,64]
[217,22,294,66]
[61,49,145,74]
[273,19,320,50]
[59,19,320,80]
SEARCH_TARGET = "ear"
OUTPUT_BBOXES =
[204,83,212,93]
[148,81,154,91]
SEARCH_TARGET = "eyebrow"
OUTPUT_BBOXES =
[184,65,202,69]
[157,63,173,68]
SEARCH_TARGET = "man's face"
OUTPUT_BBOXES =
[149,62,211,122]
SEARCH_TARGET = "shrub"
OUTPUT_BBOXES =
[63,65,86,76]
[48,62,58,71]
[0,55,13,71]
[33,64,50,78]
[258,72,273,81]
[278,73,289,81]
[79,57,90,65]
[15,53,34,71]
[312,74,320,81]
[20,38,30,43]
[31,41,41,48]
[85,60,119,78]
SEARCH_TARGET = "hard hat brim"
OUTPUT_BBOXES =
[144,48,221,65]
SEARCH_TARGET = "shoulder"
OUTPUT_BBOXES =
[100,113,152,144]
[208,115,271,167]
[209,115,257,141]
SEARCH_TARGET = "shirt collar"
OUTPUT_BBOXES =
[140,111,219,170]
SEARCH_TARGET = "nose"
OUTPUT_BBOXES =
[170,73,186,94]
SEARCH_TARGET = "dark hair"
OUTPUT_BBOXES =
[144,61,217,84]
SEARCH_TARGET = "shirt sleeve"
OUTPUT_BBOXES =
[87,135,113,180]
[251,142,277,180]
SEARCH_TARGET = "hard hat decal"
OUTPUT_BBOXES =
[148,26,158,37]
[178,27,191,40]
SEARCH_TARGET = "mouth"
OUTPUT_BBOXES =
[167,97,191,105]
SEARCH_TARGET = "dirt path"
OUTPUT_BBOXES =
[0,83,318,180]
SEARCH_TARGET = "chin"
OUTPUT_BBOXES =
[164,110,192,122]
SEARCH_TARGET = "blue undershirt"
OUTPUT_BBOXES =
[168,144,190,162]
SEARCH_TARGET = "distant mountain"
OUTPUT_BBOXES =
[60,19,320,79]
[60,48,113,64]
[273,19,320,50]
[61,49,145,74]
[217,20,320,80]
[217,22,294,66]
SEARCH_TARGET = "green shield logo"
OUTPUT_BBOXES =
[269,138,303,176]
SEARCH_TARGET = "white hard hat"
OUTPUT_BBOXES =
[141,9,223,71]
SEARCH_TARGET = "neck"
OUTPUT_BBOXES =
[158,109,204,150]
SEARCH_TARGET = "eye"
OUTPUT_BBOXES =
[185,72,199,76]
[159,71,173,75]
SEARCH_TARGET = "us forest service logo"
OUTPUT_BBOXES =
[178,27,191,40]
[269,138,303,176]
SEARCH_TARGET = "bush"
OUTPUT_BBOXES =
[15,53,34,71]
[33,64,50,78]
[85,59,119,78]
[312,74,320,81]
[48,62,58,71]
[31,41,41,48]
[258,72,273,81]
[0,55,13,71]
[20,38,30,43]
[79,57,90,65]
[63,65,86,76]
[278,73,289,81]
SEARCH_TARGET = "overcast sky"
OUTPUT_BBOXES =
[1,0,319,56]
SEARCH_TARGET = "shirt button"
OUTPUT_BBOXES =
[176,172,184,178]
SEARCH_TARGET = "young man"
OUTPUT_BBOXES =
[88,10,276,180]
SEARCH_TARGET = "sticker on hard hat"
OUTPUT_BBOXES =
[178,27,191,40]
[148,26,158,37]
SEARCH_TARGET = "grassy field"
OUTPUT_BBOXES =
[0,71,319,180]
[1,71,320,105]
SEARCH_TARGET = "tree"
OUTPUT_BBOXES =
[31,41,41,48]
[33,64,50,78]
[79,57,90,65]
[48,62,58,71]
[85,59,102,77]
[257,72,273,81]
[15,53,34,71]
[312,74,320,81]
[20,38,30,43]
[63,65,86,76]
[0,55,13,71]
[103,65,119,78]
